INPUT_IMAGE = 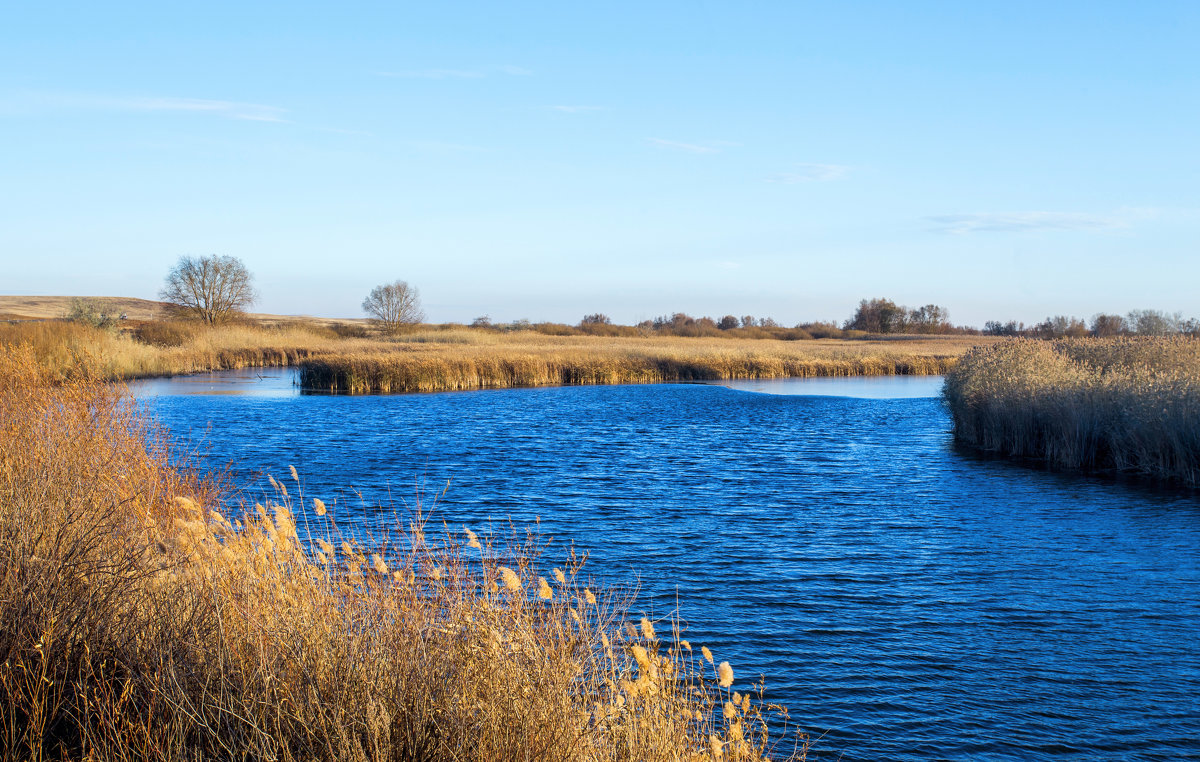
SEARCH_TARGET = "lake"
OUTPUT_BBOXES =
[131,369,1200,761]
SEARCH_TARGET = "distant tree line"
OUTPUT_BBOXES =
[983,309,1200,339]
[842,298,967,334]
[144,258,1200,345]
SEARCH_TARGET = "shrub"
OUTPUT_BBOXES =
[64,298,115,329]
[133,319,204,347]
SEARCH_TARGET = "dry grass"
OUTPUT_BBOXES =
[298,333,979,393]
[0,318,985,392]
[0,320,368,382]
[0,343,806,761]
[944,336,1200,485]
[0,295,169,321]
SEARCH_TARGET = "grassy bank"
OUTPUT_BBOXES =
[943,337,1200,485]
[0,344,805,761]
[0,319,363,381]
[0,317,981,392]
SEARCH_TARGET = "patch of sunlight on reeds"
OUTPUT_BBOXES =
[0,343,807,761]
[943,336,1200,485]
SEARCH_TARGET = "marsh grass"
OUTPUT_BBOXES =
[944,336,1200,485]
[1,319,979,393]
[297,335,969,393]
[0,344,806,760]
[0,320,364,382]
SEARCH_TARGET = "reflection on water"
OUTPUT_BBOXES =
[128,368,298,398]
[713,375,944,398]
[130,370,947,400]
[132,371,1200,761]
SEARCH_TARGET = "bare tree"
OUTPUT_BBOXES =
[362,280,424,333]
[160,255,257,324]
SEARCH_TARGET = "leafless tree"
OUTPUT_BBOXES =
[362,280,424,333]
[160,255,257,324]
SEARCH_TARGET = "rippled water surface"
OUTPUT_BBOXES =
[132,370,1200,761]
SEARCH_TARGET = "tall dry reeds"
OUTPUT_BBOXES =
[297,341,958,394]
[943,336,1200,485]
[0,344,804,761]
[1,318,978,391]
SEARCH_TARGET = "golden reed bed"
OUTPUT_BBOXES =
[944,337,1200,486]
[0,344,807,761]
[294,334,973,393]
[0,319,980,392]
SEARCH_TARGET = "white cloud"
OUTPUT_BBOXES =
[647,137,724,154]
[768,163,850,183]
[927,211,1122,234]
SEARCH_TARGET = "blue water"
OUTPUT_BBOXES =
[131,370,1200,761]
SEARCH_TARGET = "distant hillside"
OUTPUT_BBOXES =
[0,295,364,326]
[0,295,168,321]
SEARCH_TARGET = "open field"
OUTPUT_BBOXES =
[0,343,805,761]
[0,294,363,326]
[944,337,1200,485]
[0,304,991,390]
[0,294,170,321]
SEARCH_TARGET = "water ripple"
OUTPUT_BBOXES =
[133,372,1200,761]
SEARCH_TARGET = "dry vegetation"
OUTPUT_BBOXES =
[944,336,1200,485]
[0,344,806,761]
[298,332,965,393]
[0,316,984,393]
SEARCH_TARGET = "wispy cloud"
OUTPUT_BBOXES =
[406,140,488,153]
[377,65,532,79]
[927,211,1122,234]
[497,65,533,76]
[647,137,732,154]
[768,163,850,183]
[550,105,604,114]
[12,92,288,122]
[126,97,288,122]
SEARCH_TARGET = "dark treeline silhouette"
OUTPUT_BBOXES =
[983,309,1200,339]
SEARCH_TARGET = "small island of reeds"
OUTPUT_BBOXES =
[943,336,1200,486]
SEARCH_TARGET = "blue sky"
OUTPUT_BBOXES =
[2,1,1198,326]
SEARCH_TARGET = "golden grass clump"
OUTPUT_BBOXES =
[944,336,1200,485]
[0,343,804,761]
